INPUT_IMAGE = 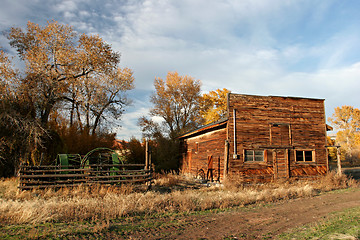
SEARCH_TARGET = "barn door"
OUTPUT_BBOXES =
[273,149,290,179]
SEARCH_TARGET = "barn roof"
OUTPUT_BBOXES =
[178,118,228,139]
[229,93,325,101]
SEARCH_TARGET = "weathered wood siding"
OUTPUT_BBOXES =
[181,127,227,181]
[227,94,328,181]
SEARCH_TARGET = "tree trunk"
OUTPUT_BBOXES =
[92,113,101,135]
[41,103,53,126]
[76,104,83,132]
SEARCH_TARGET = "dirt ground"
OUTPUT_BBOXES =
[126,188,360,239]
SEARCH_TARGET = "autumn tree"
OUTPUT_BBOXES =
[139,71,202,139]
[0,49,46,176]
[328,105,360,164]
[7,20,134,130]
[200,88,230,125]
[65,67,134,135]
[120,138,146,165]
[138,71,201,172]
[0,49,18,95]
[0,21,134,175]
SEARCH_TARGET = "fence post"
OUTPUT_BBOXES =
[149,146,152,171]
[223,140,229,180]
[337,147,342,175]
[145,140,149,170]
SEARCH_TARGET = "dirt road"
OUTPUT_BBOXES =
[127,188,360,239]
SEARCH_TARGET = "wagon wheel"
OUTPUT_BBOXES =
[81,148,124,167]
[81,148,125,181]
[197,169,206,181]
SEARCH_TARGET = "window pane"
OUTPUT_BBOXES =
[304,151,313,161]
[245,150,254,162]
[296,151,303,161]
[254,150,264,161]
[245,150,264,162]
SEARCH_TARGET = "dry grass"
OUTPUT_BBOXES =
[313,171,359,191]
[0,172,358,226]
[153,172,183,187]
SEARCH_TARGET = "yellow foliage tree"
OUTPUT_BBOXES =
[0,49,19,98]
[139,71,202,139]
[7,20,134,131]
[200,88,230,125]
[1,49,46,172]
[1,21,134,172]
[328,105,360,164]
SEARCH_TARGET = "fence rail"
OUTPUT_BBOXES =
[19,164,152,190]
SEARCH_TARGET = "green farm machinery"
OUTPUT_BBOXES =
[56,148,123,171]
[19,148,152,189]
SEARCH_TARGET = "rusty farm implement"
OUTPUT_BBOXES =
[19,148,152,190]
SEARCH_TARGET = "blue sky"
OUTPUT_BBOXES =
[1,0,360,139]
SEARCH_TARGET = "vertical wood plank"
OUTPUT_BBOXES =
[223,140,229,179]
[337,147,342,175]
[145,140,149,170]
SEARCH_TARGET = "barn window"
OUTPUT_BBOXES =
[295,150,314,162]
[244,150,264,162]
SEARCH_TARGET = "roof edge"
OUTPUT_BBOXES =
[229,93,325,101]
[178,118,228,139]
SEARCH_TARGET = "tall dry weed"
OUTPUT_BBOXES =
[0,173,357,225]
[0,177,19,200]
[222,175,245,190]
[153,172,182,187]
[314,171,358,191]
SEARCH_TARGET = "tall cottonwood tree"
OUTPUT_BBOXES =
[138,71,202,171]
[139,71,202,139]
[65,67,134,135]
[0,50,18,95]
[0,49,45,176]
[328,105,360,163]
[200,88,230,125]
[7,20,134,130]
[0,21,134,174]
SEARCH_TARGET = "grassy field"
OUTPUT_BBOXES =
[0,172,358,239]
[278,206,360,239]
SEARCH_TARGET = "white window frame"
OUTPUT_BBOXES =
[244,149,265,162]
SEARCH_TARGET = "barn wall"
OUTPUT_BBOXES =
[181,128,227,181]
[227,94,328,181]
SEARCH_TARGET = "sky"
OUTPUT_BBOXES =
[1,0,360,140]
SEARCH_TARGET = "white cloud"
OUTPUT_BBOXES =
[0,0,29,26]
[53,0,78,13]
[1,0,360,139]
[114,106,147,140]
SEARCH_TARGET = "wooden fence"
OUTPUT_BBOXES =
[19,164,152,190]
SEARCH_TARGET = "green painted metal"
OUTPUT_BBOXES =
[81,147,124,167]
[56,154,81,168]
[111,153,120,175]
[56,154,81,174]
[55,148,124,177]
[112,153,120,165]
[57,154,69,169]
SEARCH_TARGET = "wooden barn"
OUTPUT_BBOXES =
[179,93,331,182]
